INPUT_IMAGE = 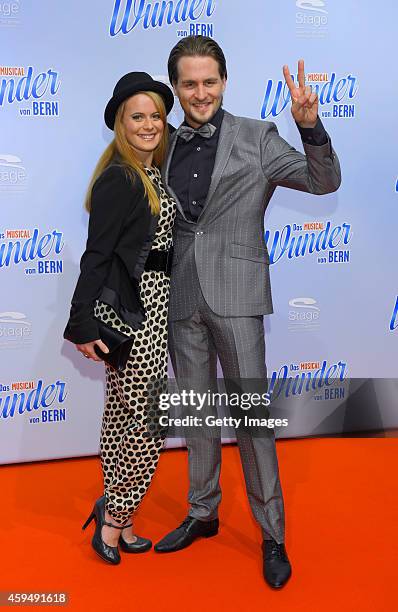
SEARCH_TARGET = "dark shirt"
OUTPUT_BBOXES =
[169,109,328,222]
[169,106,224,222]
[296,117,328,146]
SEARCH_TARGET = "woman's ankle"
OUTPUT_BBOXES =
[104,510,122,528]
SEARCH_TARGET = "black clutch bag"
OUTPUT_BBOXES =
[94,319,134,371]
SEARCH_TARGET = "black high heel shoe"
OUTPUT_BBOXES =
[82,496,132,565]
[119,533,152,553]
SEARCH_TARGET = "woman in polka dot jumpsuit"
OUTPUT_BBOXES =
[94,164,175,536]
[64,73,176,565]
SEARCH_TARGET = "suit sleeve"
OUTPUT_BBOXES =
[260,120,341,195]
[64,165,143,344]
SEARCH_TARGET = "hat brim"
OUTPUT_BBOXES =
[104,80,174,130]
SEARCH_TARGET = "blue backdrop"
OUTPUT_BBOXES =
[1,0,397,463]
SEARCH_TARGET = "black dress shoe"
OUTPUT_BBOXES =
[154,516,219,553]
[119,535,152,553]
[262,539,292,588]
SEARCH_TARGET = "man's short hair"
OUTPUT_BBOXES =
[168,35,227,85]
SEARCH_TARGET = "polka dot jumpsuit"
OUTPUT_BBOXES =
[94,166,176,525]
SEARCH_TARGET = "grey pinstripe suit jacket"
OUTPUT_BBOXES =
[163,110,341,322]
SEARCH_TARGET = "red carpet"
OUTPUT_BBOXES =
[1,439,397,611]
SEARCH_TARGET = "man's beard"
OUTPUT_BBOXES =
[187,96,223,126]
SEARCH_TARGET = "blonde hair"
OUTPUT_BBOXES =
[85,91,168,215]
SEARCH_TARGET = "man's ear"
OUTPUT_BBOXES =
[222,78,227,93]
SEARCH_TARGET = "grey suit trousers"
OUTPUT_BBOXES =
[168,279,285,544]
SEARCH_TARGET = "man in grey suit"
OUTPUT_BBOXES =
[154,36,341,588]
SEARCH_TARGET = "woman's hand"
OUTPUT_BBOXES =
[76,340,109,362]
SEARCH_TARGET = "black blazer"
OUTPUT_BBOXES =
[64,164,158,345]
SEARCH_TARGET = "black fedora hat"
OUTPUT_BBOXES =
[104,72,174,130]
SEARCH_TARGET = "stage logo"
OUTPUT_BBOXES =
[0,154,27,191]
[261,71,358,120]
[0,312,32,350]
[109,0,216,38]
[0,379,67,423]
[264,220,352,265]
[268,358,347,401]
[0,66,61,117]
[0,228,64,275]
[390,297,398,331]
[0,0,21,27]
[288,297,320,332]
[296,0,328,39]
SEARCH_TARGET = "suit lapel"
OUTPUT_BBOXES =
[199,111,240,220]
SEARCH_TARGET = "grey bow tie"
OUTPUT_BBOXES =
[177,123,217,142]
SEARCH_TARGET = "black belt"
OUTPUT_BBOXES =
[144,248,173,275]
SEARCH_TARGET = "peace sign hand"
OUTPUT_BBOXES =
[283,59,318,128]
